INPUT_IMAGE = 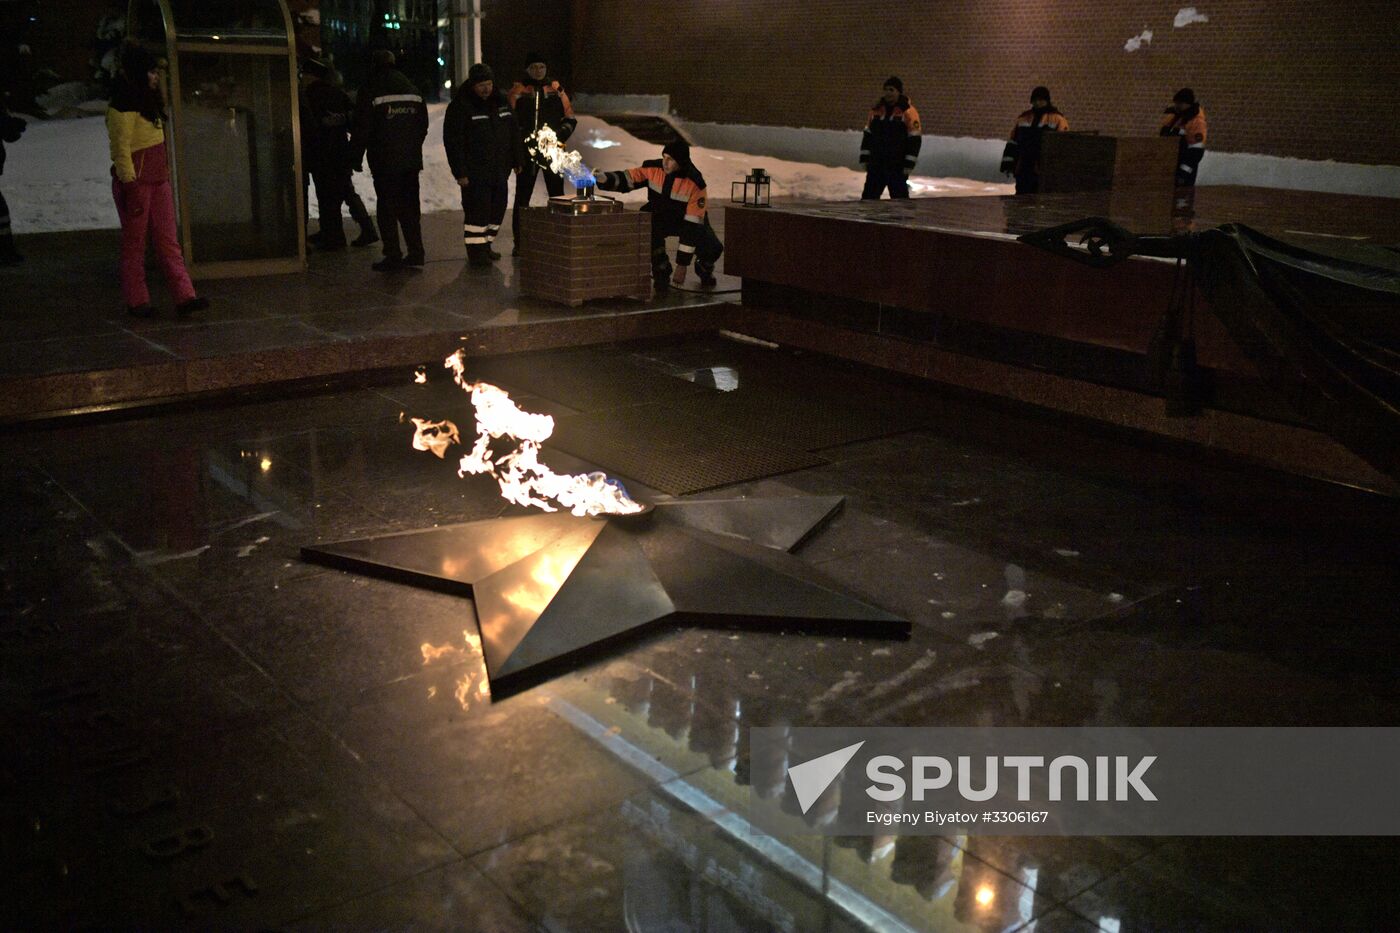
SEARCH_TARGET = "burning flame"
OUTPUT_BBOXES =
[407,351,645,517]
[527,125,596,188]
[410,417,460,459]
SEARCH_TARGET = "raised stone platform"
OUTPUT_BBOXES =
[0,211,739,422]
[725,187,1400,494]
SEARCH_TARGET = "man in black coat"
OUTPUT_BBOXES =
[351,50,429,271]
[301,58,377,250]
[443,63,525,267]
[0,100,24,265]
[507,51,577,254]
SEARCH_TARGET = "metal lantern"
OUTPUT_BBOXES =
[731,167,771,207]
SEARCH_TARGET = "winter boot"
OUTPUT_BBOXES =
[352,223,379,248]
[176,296,209,318]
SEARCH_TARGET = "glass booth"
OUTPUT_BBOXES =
[127,0,305,277]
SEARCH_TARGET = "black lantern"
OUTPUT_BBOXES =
[731,167,771,207]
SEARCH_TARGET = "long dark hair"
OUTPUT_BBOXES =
[112,46,167,124]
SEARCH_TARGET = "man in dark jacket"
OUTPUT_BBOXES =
[1000,86,1069,194]
[443,63,525,267]
[860,77,922,199]
[0,100,24,264]
[596,139,723,292]
[507,51,577,254]
[351,49,428,271]
[301,58,377,250]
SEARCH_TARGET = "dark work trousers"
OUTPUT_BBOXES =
[1174,148,1204,188]
[372,170,424,261]
[461,176,509,259]
[0,187,16,255]
[312,169,373,245]
[650,215,724,283]
[1014,171,1040,195]
[511,162,564,245]
[861,166,910,199]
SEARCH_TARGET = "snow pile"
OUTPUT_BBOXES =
[36,82,109,116]
[1174,7,1210,28]
[1124,27,1154,52]
[1,108,1007,234]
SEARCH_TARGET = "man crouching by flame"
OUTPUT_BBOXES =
[444,63,527,267]
[595,140,723,292]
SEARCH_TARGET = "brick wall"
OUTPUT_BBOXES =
[572,0,1400,166]
[481,0,572,89]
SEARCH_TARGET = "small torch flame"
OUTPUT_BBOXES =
[407,352,645,517]
[527,125,596,189]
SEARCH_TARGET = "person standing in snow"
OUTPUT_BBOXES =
[301,58,377,250]
[595,139,723,292]
[0,99,25,264]
[1000,86,1069,194]
[1159,87,1208,188]
[106,46,206,317]
[350,49,428,271]
[507,51,577,254]
[443,63,525,268]
[860,77,922,199]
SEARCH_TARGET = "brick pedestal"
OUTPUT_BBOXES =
[518,208,653,307]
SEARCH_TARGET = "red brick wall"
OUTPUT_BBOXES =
[482,0,572,88]
[572,0,1400,166]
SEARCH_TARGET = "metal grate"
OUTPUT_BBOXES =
[547,404,827,495]
[469,349,711,413]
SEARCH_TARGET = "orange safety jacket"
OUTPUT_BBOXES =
[1160,104,1208,179]
[1000,107,1069,177]
[860,96,922,175]
[596,160,709,265]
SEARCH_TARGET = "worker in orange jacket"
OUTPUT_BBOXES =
[860,76,922,199]
[596,139,722,292]
[999,86,1069,194]
[1159,87,1208,187]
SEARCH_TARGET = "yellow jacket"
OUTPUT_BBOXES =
[106,108,166,183]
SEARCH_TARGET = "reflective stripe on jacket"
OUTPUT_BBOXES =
[860,96,922,174]
[1000,107,1069,176]
[596,160,710,264]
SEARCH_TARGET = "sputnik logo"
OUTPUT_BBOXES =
[787,741,865,814]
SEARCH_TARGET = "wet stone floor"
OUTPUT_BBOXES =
[1,335,1398,931]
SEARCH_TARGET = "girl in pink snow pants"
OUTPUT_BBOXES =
[107,47,207,318]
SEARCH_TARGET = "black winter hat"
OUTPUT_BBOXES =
[525,51,546,66]
[662,139,691,168]
[371,49,396,68]
[301,57,330,79]
[1173,87,1196,105]
[1031,86,1051,104]
[467,62,494,86]
[883,76,903,93]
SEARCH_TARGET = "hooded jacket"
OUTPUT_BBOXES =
[860,95,922,175]
[507,73,577,144]
[596,157,711,265]
[106,80,168,184]
[1000,105,1069,176]
[443,86,526,182]
[303,78,357,173]
[351,64,429,175]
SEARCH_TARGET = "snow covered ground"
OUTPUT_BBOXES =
[1,107,1008,234]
